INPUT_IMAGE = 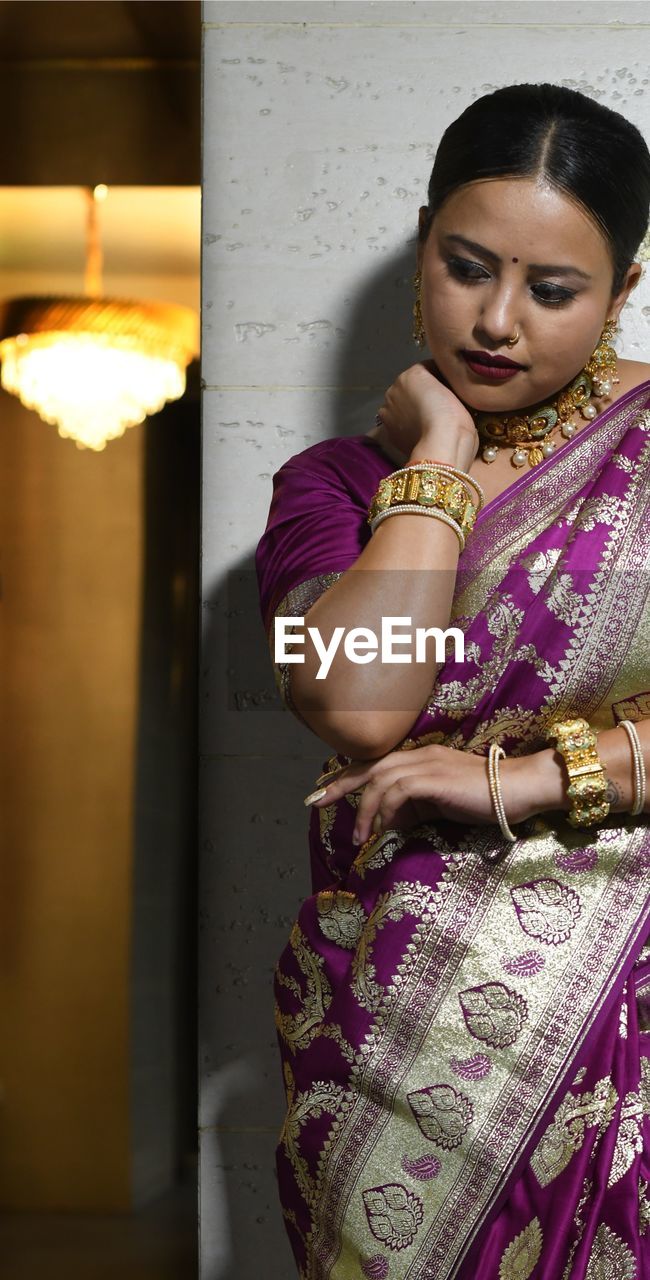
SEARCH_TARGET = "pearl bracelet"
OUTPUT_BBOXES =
[488,743,517,842]
[369,502,465,550]
[618,719,646,816]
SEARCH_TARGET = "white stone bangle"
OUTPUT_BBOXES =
[488,743,517,842]
[618,720,646,816]
[369,503,465,550]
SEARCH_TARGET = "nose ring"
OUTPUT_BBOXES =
[506,329,520,348]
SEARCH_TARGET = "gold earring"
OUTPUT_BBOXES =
[584,318,619,396]
[412,270,425,347]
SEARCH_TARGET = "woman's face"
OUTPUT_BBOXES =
[417,176,638,412]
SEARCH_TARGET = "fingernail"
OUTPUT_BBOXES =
[352,829,360,846]
[304,787,327,806]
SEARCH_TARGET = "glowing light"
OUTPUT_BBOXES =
[0,296,198,450]
[0,188,198,449]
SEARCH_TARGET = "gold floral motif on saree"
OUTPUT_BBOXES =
[532,1041,650,1194]
[351,881,440,1014]
[520,545,585,625]
[283,1201,306,1248]
[519,546,562,594]
[638,1177,650,1237]
[280,1072,352,1211]
[352,832,408,880]
[458,981,528,1049]
[317,890,366,950]
[352,820,470,881]
[275,924,333,1053]
[612,452,635,473]
[455,706,542,757]
[406,1083,474,1150]
[498,1216,543,1280]
[361,1184,424,1252]
[427,592,555,726]
[638,1056,650,1113]
[619,992,628,1040]
[530,1076,618,1187]
[558,491,621,532]
[607,1087,644,1187]
[275,924,358,1067]
[584,1222,636,1279]
[510,877,582,945]
[561,1177,593,1280]
[544,571,587,629]
[318,802,340,878]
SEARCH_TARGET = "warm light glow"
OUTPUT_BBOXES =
[0,185,199,449]
[0,295,198,450]
[0,332,187,450]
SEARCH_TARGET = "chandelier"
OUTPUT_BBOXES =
[0,187,198,451]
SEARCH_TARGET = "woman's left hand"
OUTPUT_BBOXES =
[308,743,537,845]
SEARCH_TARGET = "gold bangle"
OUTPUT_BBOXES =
[403,459,486,510]
[368,466,478,533]
[488,743,517,842]
[396,465,479,530]
[369,503,465,550]
[618,720,646,816]
[545,716,610,828]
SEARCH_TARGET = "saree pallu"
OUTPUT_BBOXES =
[255,382,650,1279]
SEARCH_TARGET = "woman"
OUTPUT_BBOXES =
[256,84,650,1279]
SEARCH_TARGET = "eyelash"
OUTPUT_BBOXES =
[446,256,577,307]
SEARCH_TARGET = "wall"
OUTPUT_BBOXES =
[200,3,650,1276]
[131,385,201,1205]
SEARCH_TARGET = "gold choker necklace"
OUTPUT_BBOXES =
[471,320,618,469]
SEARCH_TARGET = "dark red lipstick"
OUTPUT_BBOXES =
[461,350,526,381]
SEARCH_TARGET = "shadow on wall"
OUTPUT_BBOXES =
[131,375,201,1207]
[199,245,418,1278]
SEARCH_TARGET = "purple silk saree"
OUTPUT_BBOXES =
[255,382,650,1280]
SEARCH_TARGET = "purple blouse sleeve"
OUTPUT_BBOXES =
[255,436,391,635]
[255,436,392,722]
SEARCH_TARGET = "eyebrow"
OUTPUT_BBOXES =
[443,234,592,281]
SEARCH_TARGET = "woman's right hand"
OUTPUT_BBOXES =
[378,359,479,469]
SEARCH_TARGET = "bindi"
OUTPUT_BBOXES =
[512,257,519,263]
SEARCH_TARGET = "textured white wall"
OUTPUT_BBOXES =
[200,3,650,1276]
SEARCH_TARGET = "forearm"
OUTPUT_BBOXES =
[290,432,475,757]
[501,720,650,823]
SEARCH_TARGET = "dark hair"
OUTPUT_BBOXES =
[420,83,650,292]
